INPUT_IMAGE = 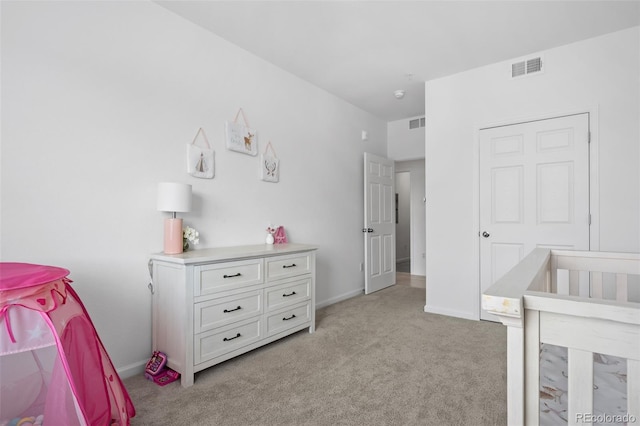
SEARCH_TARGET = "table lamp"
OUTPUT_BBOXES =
[157,182,192,254]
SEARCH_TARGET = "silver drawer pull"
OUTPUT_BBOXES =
[282,263,297,269]
[223,273,242,278]
[223,333,241,342]
[282,291,297,297]
[283,314,297,321]
[223,306,242,313]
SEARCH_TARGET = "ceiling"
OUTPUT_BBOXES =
[156,1,640,122]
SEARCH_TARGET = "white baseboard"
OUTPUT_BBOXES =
[423,304,478,321]
[117,359,147,379]
[316,288,364,309]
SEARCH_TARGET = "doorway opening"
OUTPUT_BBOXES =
[395,171,411,273]
[395,160,426,289]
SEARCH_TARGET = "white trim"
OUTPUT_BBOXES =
[588,106,600,251]
[116,359,147,379]
[424,303,478,321]
[474,105,601,321]
[316,288,363,309]
[472,121,481,321]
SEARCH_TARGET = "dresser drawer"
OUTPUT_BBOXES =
[195,259,263,296]
[194,290,262,334]
[266,302,311,337]
[266,253,312,281]
[194,318,262,364]
[265,277,311,312]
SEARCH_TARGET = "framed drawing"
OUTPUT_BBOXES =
[187,127,214,179]
[261,141,279,183]
[225,108,258,156]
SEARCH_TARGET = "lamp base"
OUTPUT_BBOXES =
[164,218,183,254]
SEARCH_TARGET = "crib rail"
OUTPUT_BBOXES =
[482,248,640,426]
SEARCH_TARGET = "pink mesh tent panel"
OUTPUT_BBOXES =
[0,263,135,425]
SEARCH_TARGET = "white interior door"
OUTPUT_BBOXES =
[364,152,396,294]
[479,113,590,320]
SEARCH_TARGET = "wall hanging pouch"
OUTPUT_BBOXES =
[187,127,215,179]
[260,141,279,183]
[225,108,258,156]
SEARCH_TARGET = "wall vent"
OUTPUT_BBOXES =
[409,117,426,129]
[512,61,526,77]
[511,56,543,78]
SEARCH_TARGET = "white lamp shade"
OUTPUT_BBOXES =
[157,182,192,213]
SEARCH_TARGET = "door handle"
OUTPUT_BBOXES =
[362,228,374,233]
[482,231,490,238]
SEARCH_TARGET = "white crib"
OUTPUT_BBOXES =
[482,249,640,425]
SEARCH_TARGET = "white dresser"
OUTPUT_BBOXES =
[149,243,317,387]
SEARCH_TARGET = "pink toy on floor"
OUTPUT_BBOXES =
[144,350,180,386]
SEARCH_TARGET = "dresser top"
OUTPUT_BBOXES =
[150,243,318,265]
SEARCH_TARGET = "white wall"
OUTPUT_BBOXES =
[1,1,387,376]
[425,27,640,320]
[395,160,426,276]
[387,116,425,161]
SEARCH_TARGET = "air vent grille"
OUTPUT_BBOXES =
[511,56,543,78]
[512,61,526,78]
[409,117,426,130]
[527,57,542,73]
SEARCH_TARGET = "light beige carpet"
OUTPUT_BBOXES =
[125,284,507,425]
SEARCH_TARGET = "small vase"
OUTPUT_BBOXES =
[183,240,189,251]
[265,233,274,245]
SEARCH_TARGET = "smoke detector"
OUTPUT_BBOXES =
[394,89,406,100]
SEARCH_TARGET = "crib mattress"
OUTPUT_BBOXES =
[539,343,628,425]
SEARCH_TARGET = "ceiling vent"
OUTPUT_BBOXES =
[511,56,543,78]
[409,117,426,130]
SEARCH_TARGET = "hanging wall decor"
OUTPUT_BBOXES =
[225,108,258,156]
[187,127,215,179]
[260,141,279,183]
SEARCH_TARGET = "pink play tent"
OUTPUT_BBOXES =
[0,263,135,425]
